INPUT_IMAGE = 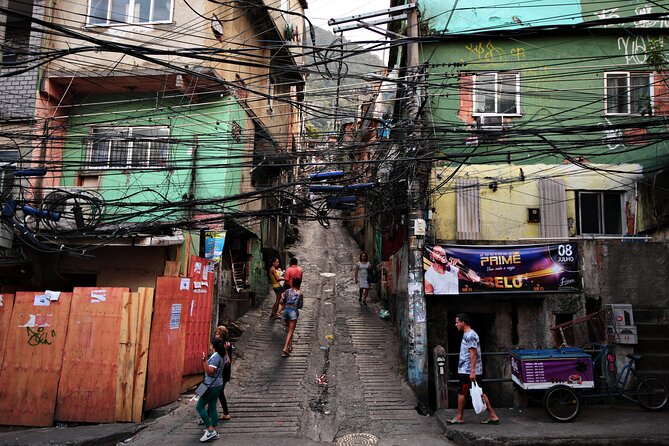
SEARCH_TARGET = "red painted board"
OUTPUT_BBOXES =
[144,277,189,410]
[183,256,213,375]
[0,292,72,426]
[55,287,128,423]
[0,293,15,369]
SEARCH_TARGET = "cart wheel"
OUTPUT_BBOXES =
[543,385,581,422]
[637,377,669,411]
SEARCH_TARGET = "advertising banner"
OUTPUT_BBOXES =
[423,243,581,294]
[510,351,594,390]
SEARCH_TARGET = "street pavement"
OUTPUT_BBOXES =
[435,404,669,445]
[1,218,668,445]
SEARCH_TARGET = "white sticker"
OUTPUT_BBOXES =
[0,295,3,307]
[193,281,202,289]
[34,295,50,306]
[190,299,195,316]
[180,278,190,290]
[194,262,202,275]
[91,289,107,303]
[19,313,52,327]
[170,304,182,329]
[45,290,61,301]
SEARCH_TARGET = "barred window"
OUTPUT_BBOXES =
[88,127,169,169]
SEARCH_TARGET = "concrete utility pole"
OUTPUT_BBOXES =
[405,6,429,406]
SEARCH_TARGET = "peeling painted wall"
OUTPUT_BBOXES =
[431,163,642,240]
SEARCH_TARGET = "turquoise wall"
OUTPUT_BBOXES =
[63,93,246,223]
[421,0,669,35]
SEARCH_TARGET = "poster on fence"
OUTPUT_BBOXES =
[423,243,581,295]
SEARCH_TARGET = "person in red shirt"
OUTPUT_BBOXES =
[284,257,303,287]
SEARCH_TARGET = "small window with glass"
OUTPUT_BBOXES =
[88,127,170,169]
[473,72,520,115]
[87,0,173,25]
[605,72,653,115]
[576,191,624,235]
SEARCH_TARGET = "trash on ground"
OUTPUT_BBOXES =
[379,309,391,319]
[316,374,328,385]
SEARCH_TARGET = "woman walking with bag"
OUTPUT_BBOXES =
[196,338,229,442]
[354,252,371,306]
[280,277,303,357]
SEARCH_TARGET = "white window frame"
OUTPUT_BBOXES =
[86,0,174,26]
[576,191,624,235]
[604,71,654,116]
[472,72,521,116]
[87,126,170,169]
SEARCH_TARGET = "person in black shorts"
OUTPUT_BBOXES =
[446,313,500,425]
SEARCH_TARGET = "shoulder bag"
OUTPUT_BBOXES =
[195,354,224,397]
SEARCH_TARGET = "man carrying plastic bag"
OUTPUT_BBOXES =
[446,313,501,425]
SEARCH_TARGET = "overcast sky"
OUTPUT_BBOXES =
[306,0,391,61]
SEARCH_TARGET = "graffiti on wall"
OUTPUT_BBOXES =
[617,35,666,64]
[593,4,669,29]
[463,40,529,65]
[20,313,56,347]
[599,117,626,150]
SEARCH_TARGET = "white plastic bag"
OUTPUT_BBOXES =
[470,381,487,414]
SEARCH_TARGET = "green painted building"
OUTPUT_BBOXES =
[387,0,669,409]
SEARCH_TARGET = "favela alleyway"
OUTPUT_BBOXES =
[120,218,448,446]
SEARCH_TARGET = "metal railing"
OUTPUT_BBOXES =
[444,351,513,384]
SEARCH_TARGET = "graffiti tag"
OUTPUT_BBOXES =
[26,326,56,346]
[599,118,625,150]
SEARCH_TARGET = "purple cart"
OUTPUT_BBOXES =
[510,348,595,390]
[510,348,595,422]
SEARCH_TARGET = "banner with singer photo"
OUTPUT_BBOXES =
[423,243,581,294]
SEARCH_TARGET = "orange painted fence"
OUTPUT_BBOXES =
[0,292,72,426]
[0,293,14,369]
[0,262,213,426]
[183,255,214,375]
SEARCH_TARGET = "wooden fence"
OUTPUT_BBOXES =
[0,260,213,427]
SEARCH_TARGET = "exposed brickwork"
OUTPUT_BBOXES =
[0,0,45,120]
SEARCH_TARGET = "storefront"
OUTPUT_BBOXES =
[423,243,587,408]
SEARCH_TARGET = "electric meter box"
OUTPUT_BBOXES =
[606,304,637,345]
[607,304,635,327]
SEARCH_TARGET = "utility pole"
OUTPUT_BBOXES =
[404,6,429,407]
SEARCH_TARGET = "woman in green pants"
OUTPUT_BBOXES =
[196,338,228,442]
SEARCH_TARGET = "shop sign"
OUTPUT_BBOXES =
[423,243,581,294]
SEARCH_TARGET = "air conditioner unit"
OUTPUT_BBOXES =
[477,115,505,130]
[39,187,105,233]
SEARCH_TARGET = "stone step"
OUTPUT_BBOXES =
[636,337,669,350]
[636,322,669,338]
[631,308,669,325]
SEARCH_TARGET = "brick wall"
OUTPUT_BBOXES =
[0,0,45,120]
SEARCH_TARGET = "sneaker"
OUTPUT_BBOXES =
[200,429,218,442]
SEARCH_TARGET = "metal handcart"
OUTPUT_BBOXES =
[510,310,668,422]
